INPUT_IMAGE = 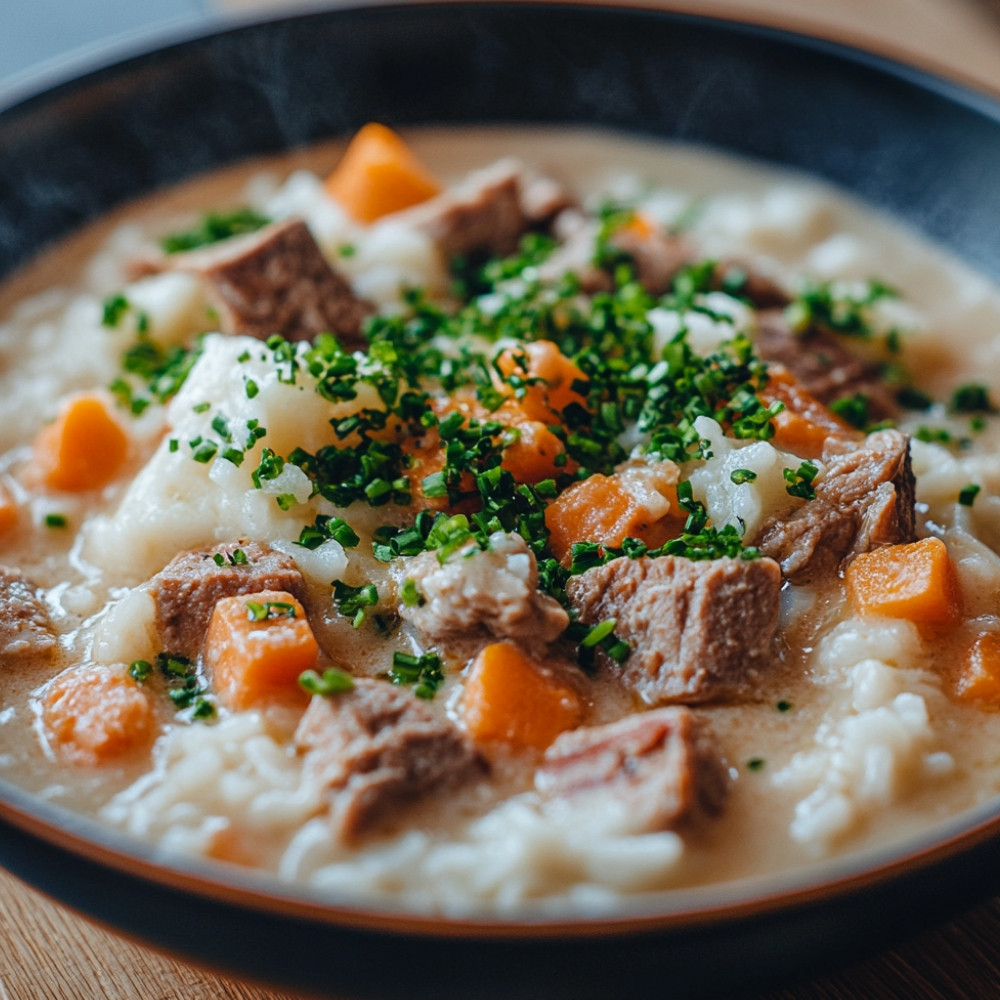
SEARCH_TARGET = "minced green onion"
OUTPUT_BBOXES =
[959,484,981,507]
[299,667,355,696]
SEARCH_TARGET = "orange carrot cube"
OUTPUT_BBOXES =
[955,632,1000,708]
[496,341,588,423]
[463,641,582,750]
[846,537,962,629]
[204,590,319,710]
[325,123,441,223]
[544,472,680,563]
[42,665,155,765]
[758,368,856,459]
[501,418,568,484]
[0,481,19,535]
[33,393,129,491]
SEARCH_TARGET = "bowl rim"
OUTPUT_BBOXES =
[4,0,1000,119]
[3,0,1000,941]
[4,763,1000,938]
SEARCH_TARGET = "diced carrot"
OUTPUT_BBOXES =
[544,472,680,563]
[616,211,655,241]
[500,417,569,484]
[42,664,155,765]
[758,367,857,459]
[496,341,588,423]
[325,123,441,224]
[204,822,264,868]
[954,632,1000,708]
[845,537,962,629]
[402,389,573,502]
[204,590,319,710]
[33,393,129,491]
[0,481,19,535]
[402,426,477,512]
[463,641,582,750]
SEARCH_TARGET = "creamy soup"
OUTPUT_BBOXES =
[0,126,999,916]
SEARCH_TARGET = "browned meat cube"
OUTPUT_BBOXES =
[0,567,56,660]
[535,707,726,831]
[756,428,916,583]
[609,223,690,296]
[566,555,781,705]
[177,217,372,348]
[713,260,790,308]
[295,678,486,841]
[537,209,611,293]
[151,541,306,657]
[400,158,573,260]
[754,308,897,420]
[539,208,690,296]
[518,165,576,224]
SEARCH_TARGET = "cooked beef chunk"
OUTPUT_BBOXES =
[518,164,576,224]
[610,224,690,297]
[754,308,897,420]
[176,217,371,348]
[539,209,689,296]
[295,678,485,840]
[714,261,790,309]
[400,532,568,645]
[566,555,781,705]
[536,707,726,831]
[537,210,609,292]
[0,567,56,660]
[401,158,572,260]
[151,541,306,657]
[756,429,916,583]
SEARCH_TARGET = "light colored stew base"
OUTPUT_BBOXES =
[0,128,998,916]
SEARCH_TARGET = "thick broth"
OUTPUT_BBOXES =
[0,128,998,911]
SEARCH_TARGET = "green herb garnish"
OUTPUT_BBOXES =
[783,461,819,501]
[101,293,130,328]
[299,667,355,696]
[245,600,297,622]
[959,484,981,507]
[332,581,379,628]
[390,650,445,699]
[161,208,270,253]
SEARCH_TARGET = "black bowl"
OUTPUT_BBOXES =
[3,5,1000,998]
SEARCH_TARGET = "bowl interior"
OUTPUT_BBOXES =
[3,4,1000,996]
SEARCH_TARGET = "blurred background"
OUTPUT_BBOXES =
[5,0,1000,98]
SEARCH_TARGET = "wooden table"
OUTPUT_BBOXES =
[5,1,1000,998]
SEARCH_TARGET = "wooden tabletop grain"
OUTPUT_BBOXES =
[5,2,1000,998]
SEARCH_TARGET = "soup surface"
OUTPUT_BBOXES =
[0,127,999,915]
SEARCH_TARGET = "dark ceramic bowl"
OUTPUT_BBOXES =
[4,5,1000,998]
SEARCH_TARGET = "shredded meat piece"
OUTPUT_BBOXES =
[400,532,568,645]
[756,429,916,583]
[537,210,609,292]
[295,678,485,840]
[0,567,56,660]
[518,164,576,224]
[754,308,898,420]
[539,209,689,295]
[536,707,726,831]
[714,261,790,308]
[539,214,786,306]
[150,540,306,657]
[399,158,572,260]
[610,223,690,296]
[173,216,372,348]
[566,555,781,705]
